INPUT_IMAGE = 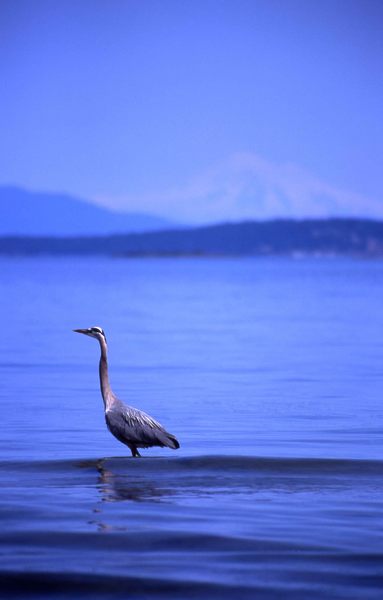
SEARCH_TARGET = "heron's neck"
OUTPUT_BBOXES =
[98,338,113,410]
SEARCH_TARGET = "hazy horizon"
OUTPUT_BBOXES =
[1,0,382,222]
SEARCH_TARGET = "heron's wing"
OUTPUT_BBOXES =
[108,405,179,449]
[122,406,164,432]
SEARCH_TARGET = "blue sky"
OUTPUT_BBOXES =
[1,0,382,222]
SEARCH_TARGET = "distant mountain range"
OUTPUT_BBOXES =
[1,218,383,257]
[0,186,174,235]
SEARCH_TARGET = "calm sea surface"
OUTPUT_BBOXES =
[1,256,383,599]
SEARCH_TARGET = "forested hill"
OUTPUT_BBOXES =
[1,218,383,256]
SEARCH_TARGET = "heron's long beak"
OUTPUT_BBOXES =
[73,328,90,335]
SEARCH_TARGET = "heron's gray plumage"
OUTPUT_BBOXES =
[74,326,180,457]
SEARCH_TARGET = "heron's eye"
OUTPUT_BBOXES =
[92,327,104,335]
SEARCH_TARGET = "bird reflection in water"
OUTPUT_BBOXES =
[95,459,171,502]
[79,458,174,532]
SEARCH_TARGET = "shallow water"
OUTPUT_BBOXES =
[1,257,383,598]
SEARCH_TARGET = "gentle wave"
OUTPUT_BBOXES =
[0,570,314,600]
[1,529,329,553]
[2,552,383,600]
[3,455,383,504]
[2,454,383,476]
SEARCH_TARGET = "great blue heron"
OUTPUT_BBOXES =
[74,326,180,457]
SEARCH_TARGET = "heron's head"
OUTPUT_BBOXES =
[73,326,107,343]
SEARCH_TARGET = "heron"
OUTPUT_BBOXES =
[74,326,180,457]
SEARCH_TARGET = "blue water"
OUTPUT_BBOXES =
[1,257,383,599]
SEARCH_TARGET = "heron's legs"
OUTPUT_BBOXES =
[129,446,141,458]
